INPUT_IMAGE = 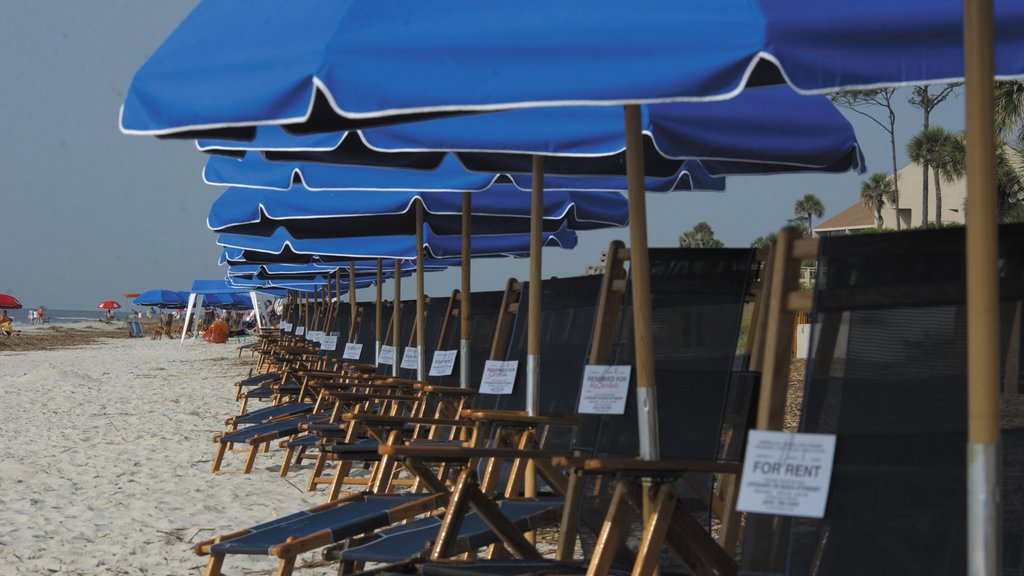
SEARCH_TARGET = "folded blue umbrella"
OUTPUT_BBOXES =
[208,187,629,239]
[217,223,576,261]
[120,0,1024,136]
[198,87,863,176]
[203,152,722,193]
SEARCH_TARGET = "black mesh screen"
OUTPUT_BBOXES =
[477,276,602,425]
[574,248,756,461]
[325,303,351,362]
[434,289,506,389]
[742,224,1024,575]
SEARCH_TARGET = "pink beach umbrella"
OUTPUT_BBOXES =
[0,293,22,309]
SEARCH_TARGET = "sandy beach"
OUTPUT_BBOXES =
[0,325,335,575]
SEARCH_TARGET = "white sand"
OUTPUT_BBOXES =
[0,332,336,575]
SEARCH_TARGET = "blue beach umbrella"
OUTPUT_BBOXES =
[208,187,629,238]
[217,224,576,261]
[119,0,1024,137]
[132,289,188,309]
[197,87,864,177]
[120,1,1024,561]
[202,152,723,193]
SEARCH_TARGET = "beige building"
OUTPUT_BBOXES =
[815,161,967,236]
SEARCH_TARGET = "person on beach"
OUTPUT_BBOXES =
[1,311,12,336]
[202,313,229,344]
[29,309,36,325]
[36,307,43,324]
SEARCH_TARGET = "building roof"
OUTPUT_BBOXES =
[814,202,875,233]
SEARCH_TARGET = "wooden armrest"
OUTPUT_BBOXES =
[462,410,578,427]
[342,413,466,427]
[417,385,478,396]
[572,457,742,475]
[379,444,572,461]
[323,392,421,402]
[342,362,377,372]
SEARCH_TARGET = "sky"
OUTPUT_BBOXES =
[0,1,966,310]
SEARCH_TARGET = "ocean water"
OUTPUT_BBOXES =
[2,308,154,326]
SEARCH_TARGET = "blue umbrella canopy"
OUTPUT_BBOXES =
[132,289,188,309]
[208,187,629,238]
[120,0,1024,136]
[217,223,576,261]
[198,87,864,176]
[203,152,722,193]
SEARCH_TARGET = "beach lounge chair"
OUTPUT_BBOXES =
[378,242,763,575]
[738,224,1024,575]
[193,274,606,576]
[301,283,522,496]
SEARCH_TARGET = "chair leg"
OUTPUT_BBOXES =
[279,446,295,477]
[633,483,677,576]
[586,481,636,576]
[243,445,260,474]
[275,555,296,576]
[211,443,227,473]
[204,554,225,576]
[306,452,329,490]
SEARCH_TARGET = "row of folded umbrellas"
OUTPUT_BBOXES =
[117,1,1024,563]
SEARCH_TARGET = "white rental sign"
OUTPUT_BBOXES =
[378,345,395,365]
[429,350,458,376]
[321,334,338,351]
[342,342,363,360]
[400,347,419,370]
[479,360,518,394]
[578,365,632,414]
[736,430,837,519]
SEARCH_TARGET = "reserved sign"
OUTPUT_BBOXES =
[736,430,837,519]
[342,342,363,360]
[378,345,395,365]
[295,326,305,336]
[400,347,420,370]
[429,349,458,376]
[479,360,518,394]
[321,335,338,351]
[578,365,631,414]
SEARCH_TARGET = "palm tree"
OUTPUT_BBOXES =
[859,173,895,230]
[793,194,825,237]
[907,126,955,227]
[994,80,1024,144]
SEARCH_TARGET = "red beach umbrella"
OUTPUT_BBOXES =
[0,293,22,309]
[97,300,121,310]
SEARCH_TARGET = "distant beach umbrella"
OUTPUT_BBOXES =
[0,293,23,309]
[97,300,121,310]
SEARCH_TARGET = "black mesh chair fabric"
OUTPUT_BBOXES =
[438,289,507,390]
[348,303,382,366]
[742,224,1024,575]
[476,276,603,424]
[574,248,757,461]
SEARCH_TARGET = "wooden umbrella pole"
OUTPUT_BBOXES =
[393,259,401,377]
[416,202,427,381]
[624,104,659,462]
[964,1,1001,574]
[376,259,383,358]
[461,192,472,389]
[527,155,544,417]
[349,262,357,341]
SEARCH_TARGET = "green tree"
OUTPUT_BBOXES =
[859,173,896,230]
[679,221,724,248]
[793,194,825,236]
[907,126,956,227]
[750,232,777,250]
[831,89,902,230]
[994,80,1024,145]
